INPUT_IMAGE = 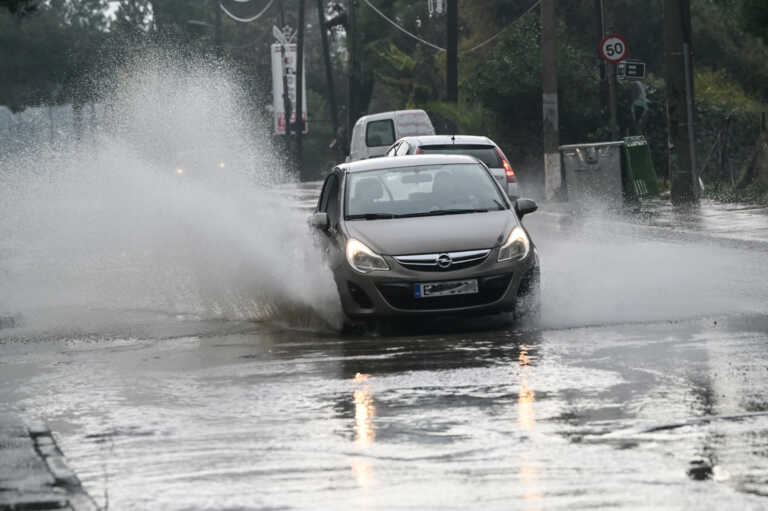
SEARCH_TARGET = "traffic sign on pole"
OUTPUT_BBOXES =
[600,34,628,64]
[617,60,646,81]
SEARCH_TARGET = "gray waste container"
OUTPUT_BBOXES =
[560,141,624,207]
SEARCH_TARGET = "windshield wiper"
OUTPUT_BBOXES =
[345,213,396,220]
[397,208,489,218]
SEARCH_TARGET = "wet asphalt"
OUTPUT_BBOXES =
[2,206,768,510]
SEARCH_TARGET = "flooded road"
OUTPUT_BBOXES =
[2,312,768,510]
[4,182,768,510]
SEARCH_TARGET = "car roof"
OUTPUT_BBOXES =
[340,154,481,173]
[356,109,429,123]
[395,134,496,146]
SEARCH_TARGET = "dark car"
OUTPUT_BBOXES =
[309,154,540,321]
[384,135,519,198]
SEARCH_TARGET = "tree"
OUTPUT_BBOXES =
[742,0,768,41]
[0,0,37,16]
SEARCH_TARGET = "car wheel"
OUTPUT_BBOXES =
[515,266,541,323]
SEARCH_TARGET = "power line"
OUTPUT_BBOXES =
[220,0,276,23]
[462,0,540,54]
[360,0,445,51]
[360,0,541,54]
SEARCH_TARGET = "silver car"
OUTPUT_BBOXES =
[384,134,519,198]
[310,154,540,321]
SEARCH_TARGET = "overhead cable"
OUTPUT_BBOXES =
[360,0,541,54]
[361,0,446,51]
[220,0,276,23]
[461,0,541,54]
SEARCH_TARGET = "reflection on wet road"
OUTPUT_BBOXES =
[2,313,768,510]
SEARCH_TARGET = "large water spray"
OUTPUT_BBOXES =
[0,52,342,331]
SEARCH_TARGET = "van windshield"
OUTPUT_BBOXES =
[345,163,506,219]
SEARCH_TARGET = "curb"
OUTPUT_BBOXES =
[0,421,100,511]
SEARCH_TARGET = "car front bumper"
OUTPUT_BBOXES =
[334,248,536,318]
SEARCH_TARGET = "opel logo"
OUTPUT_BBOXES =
[437,254,452,269]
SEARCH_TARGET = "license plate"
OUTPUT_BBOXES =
[414,279,479,298]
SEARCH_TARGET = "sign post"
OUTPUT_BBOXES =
[599,34,628,64]
[599,33,628,139]
[271,28,307,135]
[617,60,646,81]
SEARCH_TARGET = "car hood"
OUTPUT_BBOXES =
[345,210,516,255]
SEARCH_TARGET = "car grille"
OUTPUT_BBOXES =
[376,273,513,311]
[393,249,490,272]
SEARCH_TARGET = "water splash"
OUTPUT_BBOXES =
[0,50,341,332]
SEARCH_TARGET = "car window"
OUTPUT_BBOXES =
[395,141,410,156]
[418,144,503,168]
[325,174,341,225]
[366,119,395,147]
[318,173,335,212]
[346,163,505,219]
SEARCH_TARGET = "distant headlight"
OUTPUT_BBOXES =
[346,239,390,273]
[498,226,530,262]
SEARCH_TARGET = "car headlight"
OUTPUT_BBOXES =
[498,226,530,262]
[346,239,390,273]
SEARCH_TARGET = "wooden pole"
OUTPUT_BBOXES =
[664,0,698,203]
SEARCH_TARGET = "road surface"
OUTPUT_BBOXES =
[2,189,768,510]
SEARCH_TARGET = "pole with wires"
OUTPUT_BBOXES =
[317,0,341,161]
[541,0,560,200]
[446,0,457,102]
[347,0,359,154]
[295,0,306,178]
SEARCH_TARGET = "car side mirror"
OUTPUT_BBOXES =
[309,212,329,230]
[514,198,538,218]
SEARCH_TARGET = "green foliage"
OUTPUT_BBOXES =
[0,0,36,16]
[695,68,764,111]
[427,101,492,135]
[742,0,768,41]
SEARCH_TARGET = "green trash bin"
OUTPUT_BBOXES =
[623,136,659,200]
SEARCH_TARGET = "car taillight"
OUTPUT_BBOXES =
[495,147,516,183]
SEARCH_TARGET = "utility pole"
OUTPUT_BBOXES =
[541,0,560,199]
[446,0,458,102]
[213,0,222,58]
[295,0,306,178]
[347,0,359,153]
[594,0,608,114]
[317,0,341,160]
[665,0,698,203]
[596,0,618,139]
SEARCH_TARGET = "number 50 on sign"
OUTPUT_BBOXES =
[600,34,628,64]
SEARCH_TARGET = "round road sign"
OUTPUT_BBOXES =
[600,34,628,64]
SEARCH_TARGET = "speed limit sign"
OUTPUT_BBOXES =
[600,34,628,64]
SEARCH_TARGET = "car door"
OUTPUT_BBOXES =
[316,170,345,269]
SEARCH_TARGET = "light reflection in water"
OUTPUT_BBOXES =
[517,345,541,509]
[350,372,375,488]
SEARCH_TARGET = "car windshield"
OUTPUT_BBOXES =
[345,163,506,219]
[417,145,502,168]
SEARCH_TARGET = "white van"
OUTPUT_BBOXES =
[347,109,435,162]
